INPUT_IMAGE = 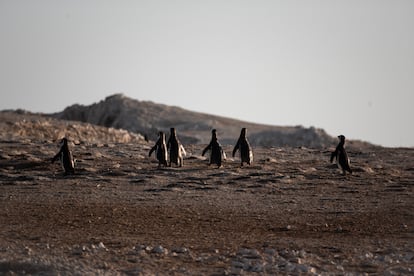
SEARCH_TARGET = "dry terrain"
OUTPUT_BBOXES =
[0,112,413,275]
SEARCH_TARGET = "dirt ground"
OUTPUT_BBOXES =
[1,139,413,275]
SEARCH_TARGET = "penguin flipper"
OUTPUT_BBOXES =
[202,144,211,156]
[180,144,187,156]
[149,146,156,157]
[232,141,240,157]
[330,151,336,163]
[52,151,62,163]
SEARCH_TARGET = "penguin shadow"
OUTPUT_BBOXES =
[50,159,84,178]
[169,166,207,173]
[53,157,118,179]
[51,165,82,178]
[52,172,78,179]
[325,166,356,179]
[1,159,48,171]
[1,158,61,183]
[326,161,375,178]
[147,165,184,172]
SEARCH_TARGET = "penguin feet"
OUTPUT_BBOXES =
[63,170,75,176]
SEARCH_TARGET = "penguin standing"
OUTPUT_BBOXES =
[202,129,226,168]
[52,137,75,175]
[232,128,253,166]
[330,135,352,175]
[149,131,168,167]
[167,128,186,167]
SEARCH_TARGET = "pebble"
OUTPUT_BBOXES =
[3,243,414,275]
[172,247,189,254]
[151,245,167,254]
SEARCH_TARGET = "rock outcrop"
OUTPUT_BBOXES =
[51,94,336,147]
[0,110,145,144]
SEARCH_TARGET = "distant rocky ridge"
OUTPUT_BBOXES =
[50,94,339,148]
[0,110,145,144]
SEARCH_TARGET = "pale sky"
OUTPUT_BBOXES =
[1,1,413,147]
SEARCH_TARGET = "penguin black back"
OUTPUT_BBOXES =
[167,128,186,167]
[330,135,352,175]
[202,129,226,168]
[52,137,75,175]
[232,128,253,166]
[149,131,168,167]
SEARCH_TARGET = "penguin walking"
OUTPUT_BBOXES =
[52,137,75,175]
[202,129,226,168]
[167,128,186,167]
[330,135,352,175]
[232,128,253,166]
[149,131,168,167]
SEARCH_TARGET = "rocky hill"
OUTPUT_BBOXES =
[51,94,339,148]
[0,110,145,144]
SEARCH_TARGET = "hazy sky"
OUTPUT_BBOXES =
[1,1,413,147]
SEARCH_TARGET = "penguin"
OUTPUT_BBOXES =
[202,129,226,168]
[330,135,352,175]
[149,131,168,167]
[232,128,253,166]
[167,128,186,167]
[51,137,75,175]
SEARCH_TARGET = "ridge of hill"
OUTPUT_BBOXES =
[51,94,341,148]
[0,110,145,144]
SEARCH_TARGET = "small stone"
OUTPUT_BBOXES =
[384,255,393,263]
[295,257,304,264]
[152,245,167,254]
[296,264,309,273]
[299,249,307,258]
[336,265,344,271]
[232,261,245,269]
[251,263,264,272]
[229,267,242,275]
[365,252,374,259]
[172,247,189,254]
[98,242,106,250]
[24,246,32,255]
[264,248,277,255]
[404,253,414,262]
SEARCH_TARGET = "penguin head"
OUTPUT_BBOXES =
[60,137,68,146]
[170,128,176,135]
[241,128,247,137]
[211,129,217,140]
[338,135,346,143]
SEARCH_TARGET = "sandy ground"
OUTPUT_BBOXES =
[1,139,413,275]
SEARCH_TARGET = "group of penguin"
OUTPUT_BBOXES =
[149,127,253,169]
[52,128,352,176]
